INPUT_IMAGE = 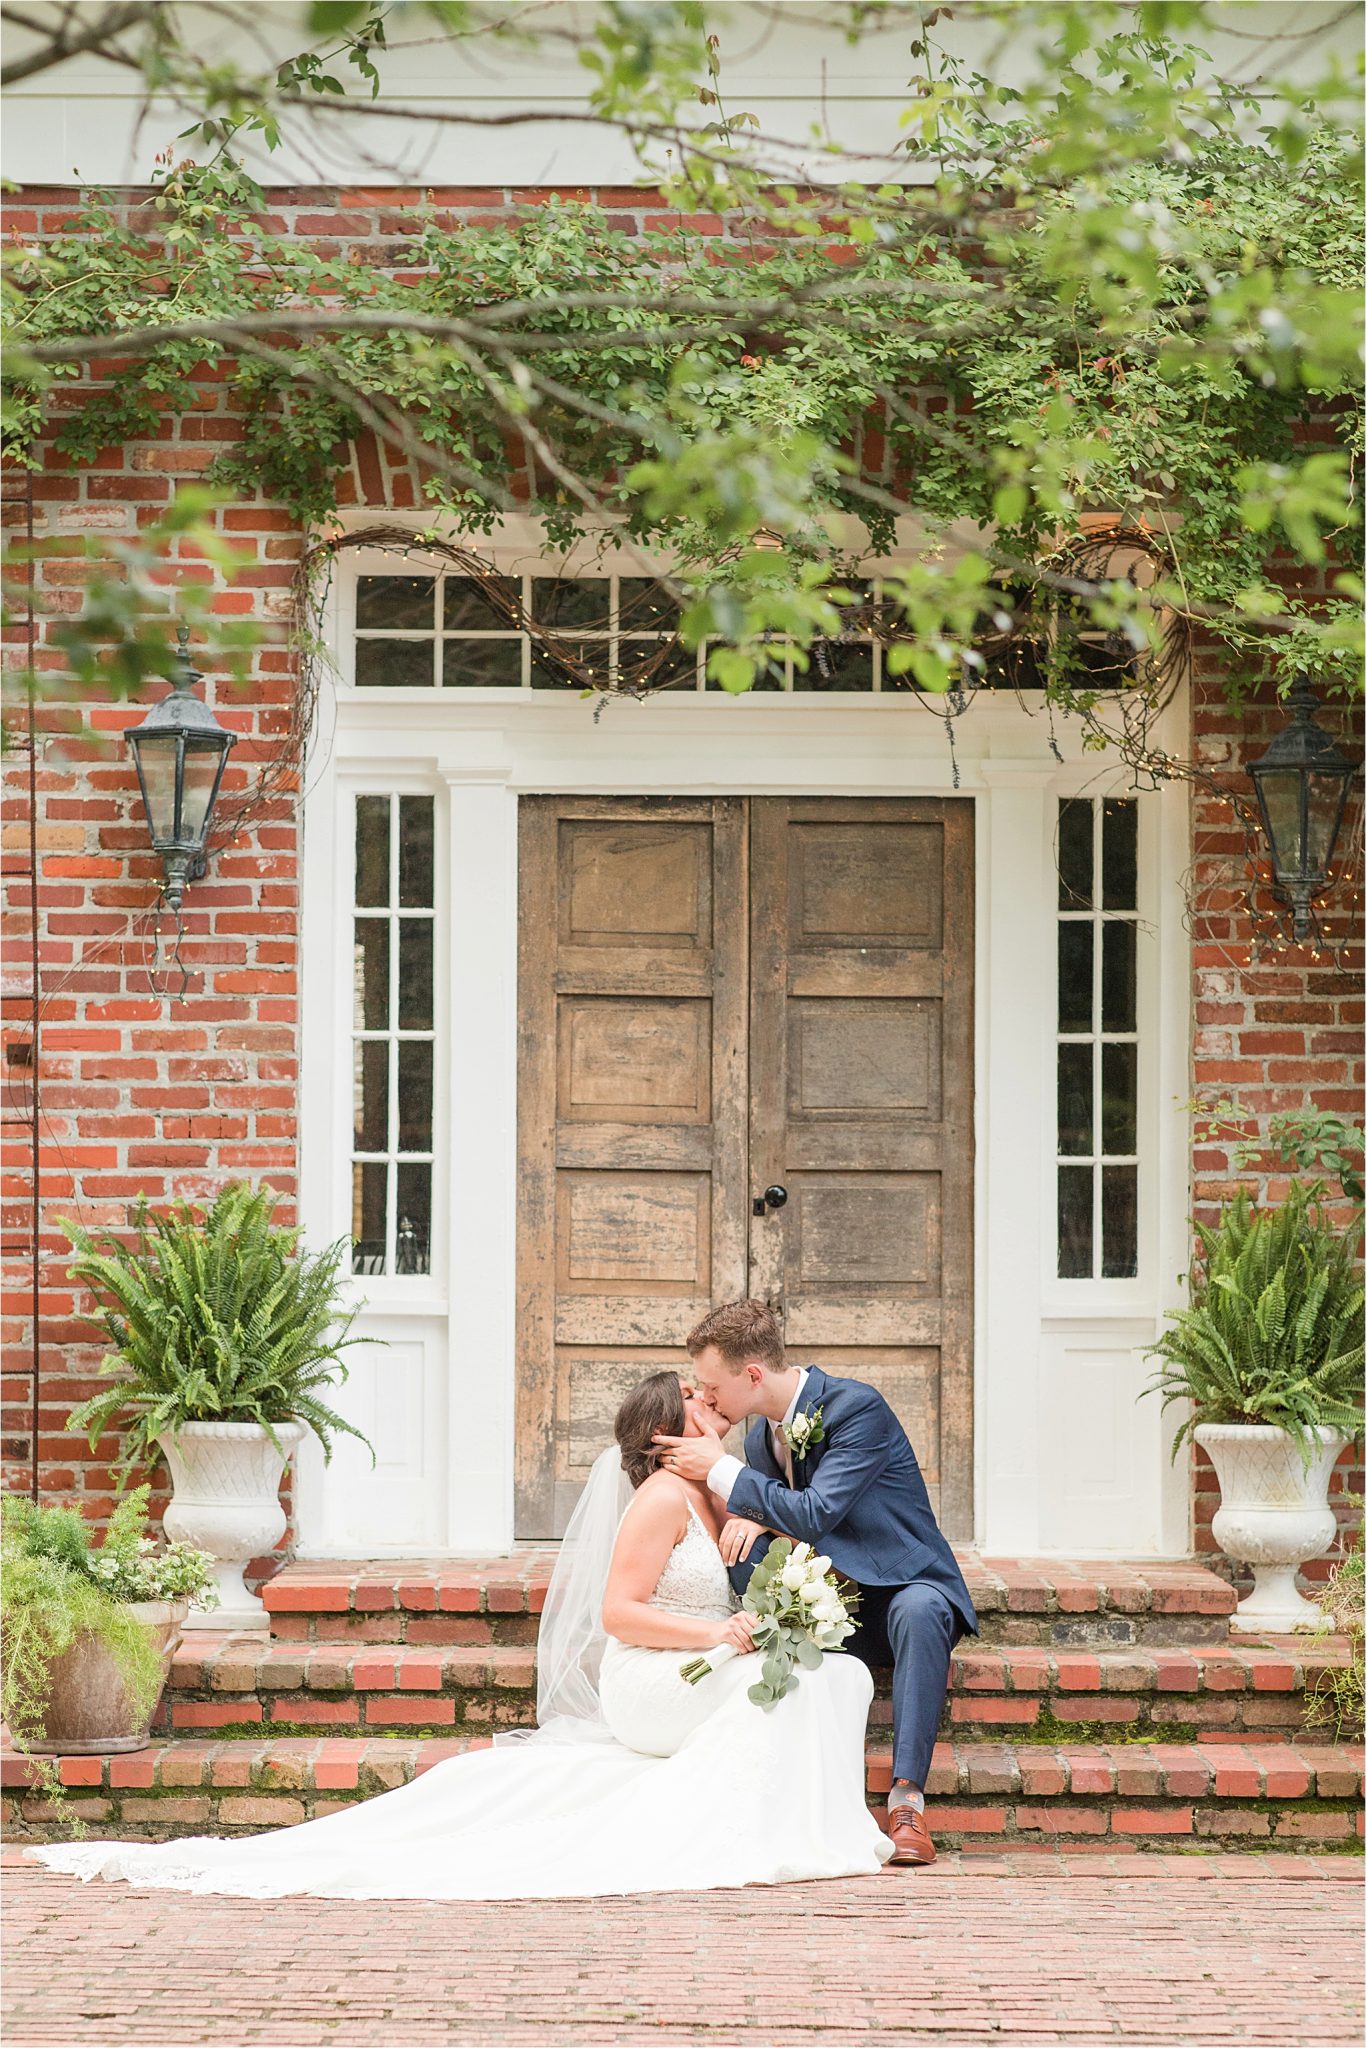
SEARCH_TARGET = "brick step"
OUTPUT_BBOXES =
[4,1737,1359,1854]
[262,1553,1238,1648]
[159,1631,1358,1743]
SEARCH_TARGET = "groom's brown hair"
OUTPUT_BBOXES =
[686,1298,785,1371]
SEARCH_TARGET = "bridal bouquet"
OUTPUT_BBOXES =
[680,1538,860,1707]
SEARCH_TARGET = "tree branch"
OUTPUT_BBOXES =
[0,0,160,85]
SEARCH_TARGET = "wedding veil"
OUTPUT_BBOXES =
[492,1443,634,1749]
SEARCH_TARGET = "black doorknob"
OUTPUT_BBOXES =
[762,1184,788,1211]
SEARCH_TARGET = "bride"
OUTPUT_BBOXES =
[30,1373,893,1899]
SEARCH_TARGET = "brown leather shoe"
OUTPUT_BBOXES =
[886,1800,936,1867]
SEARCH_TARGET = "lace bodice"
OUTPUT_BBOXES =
[647,1503,737,1622]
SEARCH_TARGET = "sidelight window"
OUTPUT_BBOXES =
[1056,797,1140,1280]
[351,793,435,1275]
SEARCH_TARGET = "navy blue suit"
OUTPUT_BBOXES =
[724,1365,977,1789]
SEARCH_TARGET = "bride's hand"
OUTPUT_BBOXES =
[712,1610,760,1654]
[718,1517,770,1566]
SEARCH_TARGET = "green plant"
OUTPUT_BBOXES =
[81,1485,219,1606]
[1190,1097,1366,1203]
[1,1491,168,1828]
[4,6,1362,718]
[1144,1179,1364,1465]
[61,1181,374,1487]
[1305,1537,1365,1740]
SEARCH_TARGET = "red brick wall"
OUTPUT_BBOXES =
[3,184,1362,1578]
[1188,630,1364,1579]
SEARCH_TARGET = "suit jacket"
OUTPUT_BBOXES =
[724,1365,978,1636]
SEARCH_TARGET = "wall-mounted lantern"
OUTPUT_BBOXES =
[1247,676,1357,943]
[126,628,236,911]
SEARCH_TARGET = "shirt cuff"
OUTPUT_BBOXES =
[708,1453,744,1504]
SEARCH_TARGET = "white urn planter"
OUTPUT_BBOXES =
[1194,1422,1347,1633]
[160,1421,306,1632]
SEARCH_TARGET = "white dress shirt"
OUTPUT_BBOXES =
[708,1368,809,1507]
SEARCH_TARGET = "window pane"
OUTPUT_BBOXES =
[353,918,389,1030]
[635,642,699,692]
[1071,634,1137,688]
[444,575,521,631]
[1101,1165,1138,1278]
[1058,1042,1093,1156]
[1102,800,1138,910]
[398,1039,434,1153]
[357,576,435,630]
[395,1162,432,1275]
[355,797,390,908]
[354,1038,389,1152]
[1057,921,1093,1034]
[398,920,434,1031]
[1058,1165,1093,1279]
[1101,920,1137,1032]
[531,578,610,631]
[351,1161,388,1274]
[618,577,680,631]
[398,797,435,909]
[530,640,611,689]
[805,641,875,691]
[355,640,435,689]
[1101,1042,1137,1155]
[443,638,524,688]
[1058,800,1093,909]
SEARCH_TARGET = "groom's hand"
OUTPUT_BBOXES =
[652,1432,725,1483]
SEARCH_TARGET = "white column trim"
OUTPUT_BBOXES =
[439,769,520,1549]
[975,758,1057,1552]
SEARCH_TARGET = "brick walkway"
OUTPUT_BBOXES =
[3,1849,1362,2046]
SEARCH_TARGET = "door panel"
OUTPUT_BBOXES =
[517,797,748,1535]
[748,799,974,1538]
[516,794,974,1540]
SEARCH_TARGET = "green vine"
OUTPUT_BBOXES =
[3,21,1362,711]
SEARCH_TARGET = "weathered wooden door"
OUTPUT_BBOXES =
[516,796,974,1539]
[747,800,974,1539]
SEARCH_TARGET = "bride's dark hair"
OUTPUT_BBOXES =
[614,1371,686,1490]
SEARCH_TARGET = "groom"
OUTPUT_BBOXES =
[654,1298,977,1868]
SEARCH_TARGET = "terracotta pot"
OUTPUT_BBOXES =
[27,1599,188,1755]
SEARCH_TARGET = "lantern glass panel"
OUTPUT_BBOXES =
[1306,769,1348,876]
[1256,766,1304,876]
[178,737,225,847]
[135,735,180,847]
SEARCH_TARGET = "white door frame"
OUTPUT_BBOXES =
[295,532,1192,1558]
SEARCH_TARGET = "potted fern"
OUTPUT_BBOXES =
[2,1486,216,1767]
[61,1182,373,1632]
[1145,1177,1363,1632]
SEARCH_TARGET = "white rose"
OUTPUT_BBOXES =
[809,1556,831,1580]
[781,1562,806,1590]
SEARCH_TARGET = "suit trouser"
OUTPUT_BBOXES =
[728,1551,961,1792]
[843,1582,961,1790]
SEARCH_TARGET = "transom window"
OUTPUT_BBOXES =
[1056,797,1140,1280]
[353,570,889,693]
[351,569,1142,696]
[351,793,435,1275]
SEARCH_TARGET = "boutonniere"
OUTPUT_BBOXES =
[782,1405,825,1461]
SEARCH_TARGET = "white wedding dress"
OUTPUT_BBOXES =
[30,1501,893,1900]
